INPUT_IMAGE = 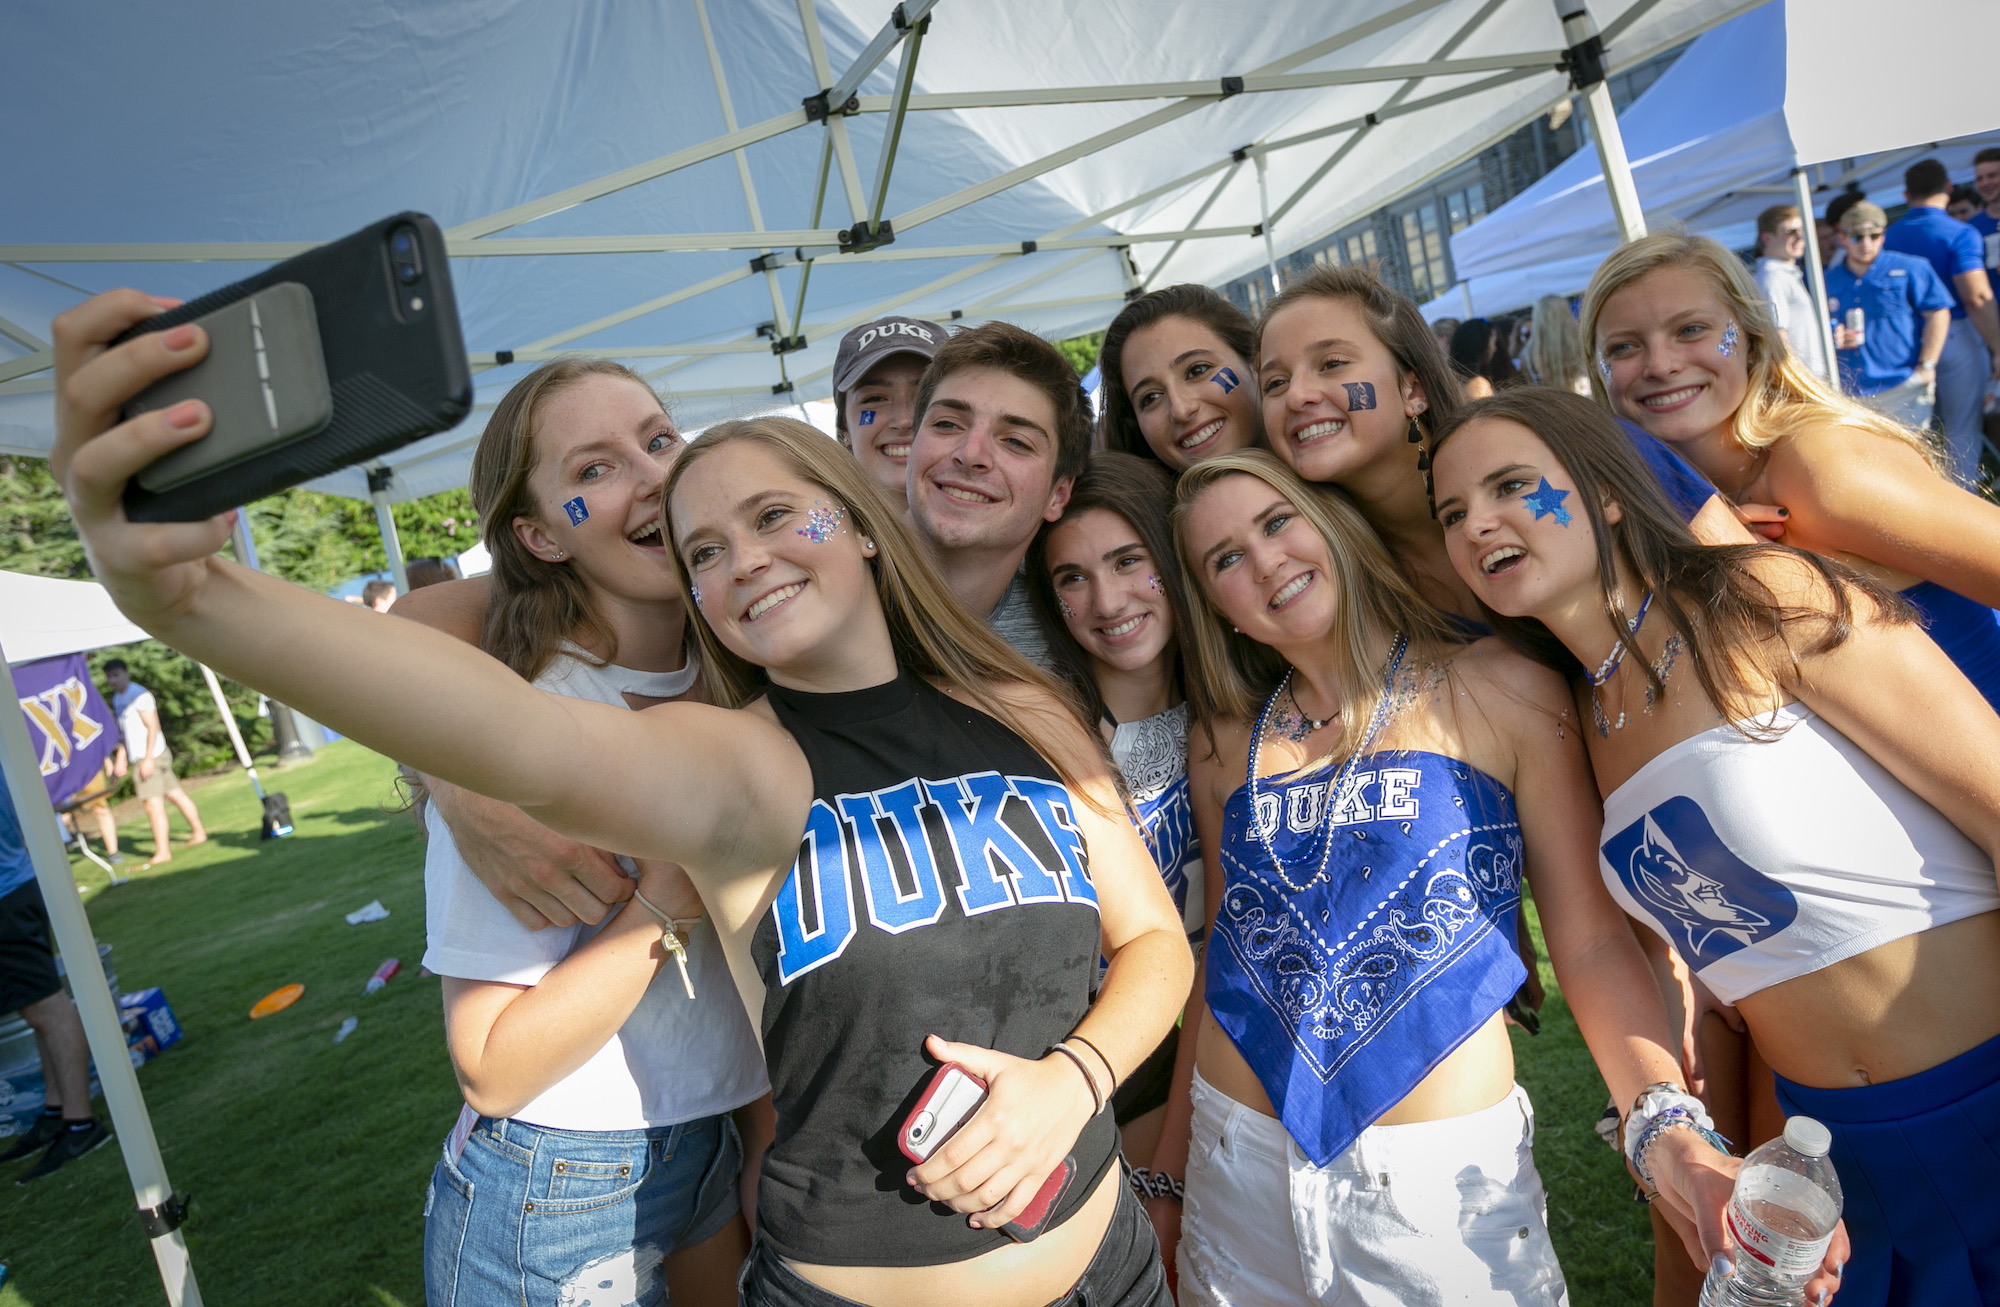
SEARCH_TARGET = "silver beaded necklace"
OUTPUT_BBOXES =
[1247,635,1408,892]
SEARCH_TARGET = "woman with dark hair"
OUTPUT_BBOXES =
[1154,449,1762,1304]
[1097,285,1264,472]
[1431,387,1994,1307]
[52,289,1193,1307]
[1448,317,1519,399]
[1256,267,1734,627]
[1025,451,1206,1185]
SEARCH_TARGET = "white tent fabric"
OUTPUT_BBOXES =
[1784,0,1997,166]
[1449,0,2000,309]
[0,0,1754,505]
[0,571,149,666]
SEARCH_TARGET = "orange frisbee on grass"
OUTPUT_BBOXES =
[249,983,305,1019]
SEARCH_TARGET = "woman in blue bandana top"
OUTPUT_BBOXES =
[1152,450,1756,1306]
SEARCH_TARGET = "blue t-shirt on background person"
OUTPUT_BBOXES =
[1824,251,1954,395]
[1971,211,1999,296]
[0,782,35,900]
[1885,204,1985,319]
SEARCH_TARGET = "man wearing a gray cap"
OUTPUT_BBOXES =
[831,316,945,511]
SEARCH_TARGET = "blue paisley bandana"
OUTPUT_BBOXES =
[1208,750,1527,1164]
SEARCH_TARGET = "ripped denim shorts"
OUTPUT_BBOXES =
[424,1111,742,1307]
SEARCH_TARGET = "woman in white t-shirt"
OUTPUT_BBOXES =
[413,359,767,1307]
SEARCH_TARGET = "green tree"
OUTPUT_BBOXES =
[3,455,478,775]
[1055,331,1105,379]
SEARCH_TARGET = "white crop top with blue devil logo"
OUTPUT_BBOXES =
[1598,702,2000,1004]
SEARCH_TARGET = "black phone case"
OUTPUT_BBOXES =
[114,211,471,522]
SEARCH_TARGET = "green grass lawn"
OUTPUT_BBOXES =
[0,740,1655,1304]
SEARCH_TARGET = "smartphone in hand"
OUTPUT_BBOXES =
[115,211,472,522]
[899,1062,1077,1243]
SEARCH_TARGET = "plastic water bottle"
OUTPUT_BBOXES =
[363,958,401,995]
[1699,1117,1842,1306]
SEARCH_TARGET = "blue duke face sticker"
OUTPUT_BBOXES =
[858,410,877,426]
[562,496,589,526]
[1212,366,1241,394]
[1521,477,1573,526]
[1601,795,1796,966]
[1341,381,1377,410]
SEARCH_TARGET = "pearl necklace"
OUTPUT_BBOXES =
[1247,635,1407,892]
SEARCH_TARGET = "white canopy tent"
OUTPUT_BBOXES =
[1,0,1759,517]
[0,575,199,1301]
[0,4,1769,1298]
[1447,0,2000,320]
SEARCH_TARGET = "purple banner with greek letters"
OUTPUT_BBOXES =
[14,653,119,808]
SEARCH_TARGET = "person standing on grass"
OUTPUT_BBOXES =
[0,783,111,1183]
[1432,387,1995,1306]
[1750,204,1828,381]
[1884,157,2000,480]
[51,286,1192,1306]
[1152,450,1799,1304]
[103,659,206,867]
[401,357,769,1307]
[1023,452,1207,1249]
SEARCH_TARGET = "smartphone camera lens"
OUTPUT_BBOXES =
[389,225,423,286]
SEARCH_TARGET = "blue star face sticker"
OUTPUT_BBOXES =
[1521,477,1573,526]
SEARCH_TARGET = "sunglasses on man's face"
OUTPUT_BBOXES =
[1778,226,1804,239]
[1849,229,1885,241]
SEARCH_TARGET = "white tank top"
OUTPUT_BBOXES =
[422,648,768,1131]
[1598,702,1999,1004]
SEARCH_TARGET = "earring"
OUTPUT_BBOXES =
[552,551,566,561]
[862,538,876,553]
[1407,416,1424,444]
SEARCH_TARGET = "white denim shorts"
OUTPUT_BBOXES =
[1176,1070,1567,1307]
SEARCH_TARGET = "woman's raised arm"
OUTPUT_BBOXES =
[50,288,806,876]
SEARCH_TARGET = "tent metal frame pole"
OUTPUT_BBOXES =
[367,468,410,594]
[1557,1,1647,244]
[795,0,870,226]
[1254,154,1281,294]
[1793,168,1842,386]
[0,312,47,351]
[0,654,203,1305]
[691,0,796,385]
[1143,161,1243,290]
[867,13,927,230]
[1266,0,1508,233]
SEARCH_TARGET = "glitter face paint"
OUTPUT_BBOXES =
[1341,381,1377,410]
[1718,321,1739,357]
[858,410,877,426]
[1212,366,1241,394]
[1521,477,1574,526]
[1148,573,1164,593]
[1597,356,1612,381]
[562,496,589,526]
[797,500,846,543]
[1057,596,1076,620]
[690,585,702,608]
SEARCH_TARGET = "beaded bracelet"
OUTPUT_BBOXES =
[1631,1106,1733,1190]
[1622,1084,1711,1171]
[1127,1166,1184,1203]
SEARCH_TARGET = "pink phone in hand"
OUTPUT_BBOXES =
[898,1062,1077,1243]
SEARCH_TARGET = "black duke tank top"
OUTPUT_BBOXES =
[753,670,1117,1266]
